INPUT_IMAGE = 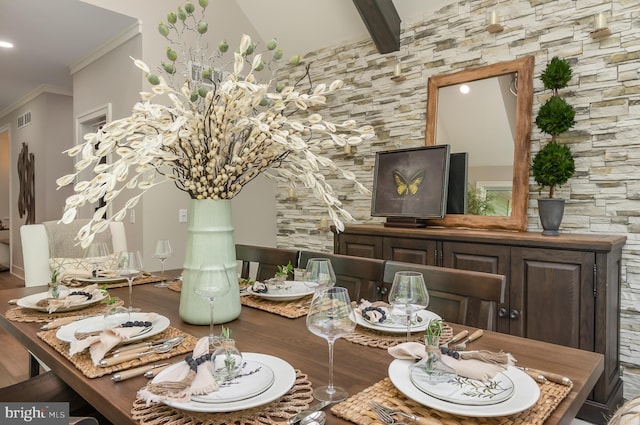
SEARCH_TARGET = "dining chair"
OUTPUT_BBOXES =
[0,371,103,424]
[235,244,300,282]
[20,219,128,287]
[382,260,506,330]
[298,250,385,302]
[20,219,127,377]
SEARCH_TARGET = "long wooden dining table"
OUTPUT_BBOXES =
[0,280,603,425]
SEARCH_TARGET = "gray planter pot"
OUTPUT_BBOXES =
[538,198,565,236]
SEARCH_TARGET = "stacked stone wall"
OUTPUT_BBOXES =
[276,0,640,397]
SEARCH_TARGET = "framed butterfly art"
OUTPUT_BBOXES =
[371,145,451,223]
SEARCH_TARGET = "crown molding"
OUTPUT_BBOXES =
[0,84,72,119]
[70,19,142,75]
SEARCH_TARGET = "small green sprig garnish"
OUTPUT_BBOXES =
[275,261,294,277]
[99,284,119,305]
[50,269,59,284]
[425,319,443,339]
[220,325,232,340]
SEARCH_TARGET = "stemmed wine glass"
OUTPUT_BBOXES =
[192,266,232,347]
[303,258,336,291]
[153,239,173,288]
[85,242,109,278]
[388,271,429,341]
[117,250,144,313]
[306,286,355,402]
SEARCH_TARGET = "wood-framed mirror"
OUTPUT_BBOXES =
[424,56,534,231]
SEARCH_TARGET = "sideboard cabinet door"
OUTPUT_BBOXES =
[510,247,595,350]
[382,237,438,265]
[334,233,381,259]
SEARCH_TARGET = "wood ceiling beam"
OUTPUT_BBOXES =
[352,0,400,54]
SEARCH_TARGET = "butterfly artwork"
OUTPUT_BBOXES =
[393,170,425,196]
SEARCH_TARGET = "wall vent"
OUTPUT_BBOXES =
[17,111,32,129]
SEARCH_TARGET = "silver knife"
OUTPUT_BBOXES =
[110,337,175,355]
[287,400,331,425]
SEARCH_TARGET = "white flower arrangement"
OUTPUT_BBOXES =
[56,0,374,248]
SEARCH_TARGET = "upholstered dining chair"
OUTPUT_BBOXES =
[19,219,127,376]
[235,244,300,282]
[298,251,385,302]
[20,219,128,288]
[382,261,506,331]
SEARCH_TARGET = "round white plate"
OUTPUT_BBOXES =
[16,290,108,313]
[156,353,296,413]
[73,276,127,284]
[410,365,514,405]
[389,360,540,416]
[191,360,275,403]
[56,312,170,343]
[246,281,314,302]
[354,309,441,334]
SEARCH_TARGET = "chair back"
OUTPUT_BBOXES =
[20,220,127,287]
[382,261,505,330]
[298,251,385,302]
[235,244,299,282]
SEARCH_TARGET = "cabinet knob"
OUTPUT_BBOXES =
[498,307,508,318]
[509,309,520,320]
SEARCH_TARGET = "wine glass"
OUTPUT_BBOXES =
[85,242,109,278]
[306,286,355,402]
[192,266,232,347]
[303,258,336,291]
[117,250,143,313]
[153,239,173,288]
[388,271,429,341]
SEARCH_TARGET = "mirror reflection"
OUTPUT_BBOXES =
[437,75,517,216]
[425,56,534,231]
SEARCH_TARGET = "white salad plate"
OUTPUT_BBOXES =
[56,312,170,343]
[16,290,108,313]
[73,276,127,284]
[410,365,515,406]
[156,353,296,413]
[246,281,314,302]
[354,309,441,334]
[191,360,275,403]
[389,360,540,417]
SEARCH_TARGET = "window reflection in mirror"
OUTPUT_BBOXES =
[437,75,517,217]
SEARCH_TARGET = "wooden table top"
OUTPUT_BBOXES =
[0,282,603,425]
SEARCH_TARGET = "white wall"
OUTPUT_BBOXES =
[0,130,8,227]
[0,92,73,275]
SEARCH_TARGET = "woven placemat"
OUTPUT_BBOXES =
[344,323,454,349]
[168,279,182,292]
[240,294,312,319]
[5,299,125,324]
[63,274,168,289]
[331,376,572,425]
[132,369,315,425]
[37,326,198,378]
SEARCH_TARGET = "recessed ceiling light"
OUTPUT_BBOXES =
[0,41,14,49]
[459,84,470,94]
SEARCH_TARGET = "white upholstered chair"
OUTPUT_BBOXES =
[19,219,127,376]
[20,220,127,287]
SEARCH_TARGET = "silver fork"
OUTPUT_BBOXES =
[369,401,425,425]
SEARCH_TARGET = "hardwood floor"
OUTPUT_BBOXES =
[0,269,31,389]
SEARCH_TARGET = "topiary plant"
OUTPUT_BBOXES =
[532,57,576,198]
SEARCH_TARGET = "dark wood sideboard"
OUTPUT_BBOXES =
[333,224,626,424]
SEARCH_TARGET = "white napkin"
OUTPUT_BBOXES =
[45,284,102,313]
[69,312,158,365]
[388,342,515,382]
[138,337,218,404]
[60,269,118,284]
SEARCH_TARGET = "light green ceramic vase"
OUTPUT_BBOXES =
[179,199,241,325]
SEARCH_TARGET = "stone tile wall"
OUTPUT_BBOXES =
[276,0,640,398]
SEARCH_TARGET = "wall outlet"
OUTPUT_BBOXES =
[179,209,188,223]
